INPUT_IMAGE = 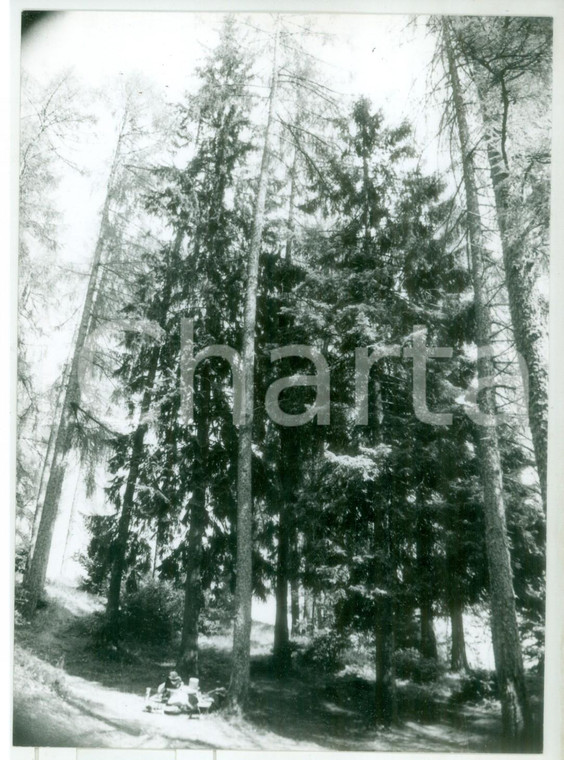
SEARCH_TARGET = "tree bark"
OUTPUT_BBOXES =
[59,464,82,577]
[371,375,397,725]
[285,146,297,264]
[177,366,210,678]
[315,594,324,629]
[228,19,279,711]
[304,589,314,635]
[375,594,397,726]
[273,427,297,671]
[290,550,300,636]
[478,82,548,514]
[443,19,530,746]
[26,361,70,573]
[273,515,290,670]
[23,115,126,617]
[444,506,469,672]
[416,504,438,660]
[449,597,469,672]
[375,503,398,727]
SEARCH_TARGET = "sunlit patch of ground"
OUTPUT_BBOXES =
[13,581,515,751]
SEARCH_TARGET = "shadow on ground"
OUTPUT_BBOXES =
[14,583,526,752]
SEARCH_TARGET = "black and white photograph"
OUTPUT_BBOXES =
[12,5,559,754]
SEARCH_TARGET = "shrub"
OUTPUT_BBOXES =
[74,611,121,650]
[450,668,497,704]
[298,630,348,672]
[120,578,184,645]
[394,647,444,683]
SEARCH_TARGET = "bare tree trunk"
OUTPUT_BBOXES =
[177,367,210,678]
[416,504,438,660]
[375,505,398,726]
[59,464,82,577]
[273,516,290,670]
[290,548,300,637]
[315,594,324,629]
[443,20,530,746]
[152,535,159,578]
[445,508,469,672]
[304,589,314,635]
[228,19,279,711]
[26,361,70,573]
[449,597,469,672]
[371,376,398,725]
[478,84,548,514]
[23,115,127,617]
[273,427,297,672]
[375,598,397,725]
[283,145,301,643]
[285,146,297,264]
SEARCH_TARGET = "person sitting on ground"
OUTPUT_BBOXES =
[158,670,184,703]
[145,672,214,716]
[145,670,185,712]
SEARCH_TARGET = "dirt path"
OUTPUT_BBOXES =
[13,646,324,749]
[13,582,504,751]
[14,646,501,751]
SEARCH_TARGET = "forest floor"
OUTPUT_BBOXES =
[13,582,528,751]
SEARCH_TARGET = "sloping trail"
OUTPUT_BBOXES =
[13,583,322,749]
[14,645,323,749]
[13,582,503,751]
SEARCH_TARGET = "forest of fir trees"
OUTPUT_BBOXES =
[16,14,550,751]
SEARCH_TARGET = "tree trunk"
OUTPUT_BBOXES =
[477,79,548,514]
[371,375,397,725]
[375,501,398,726]
[26,361,70,573]
[449,597,469,671]
[443,20,530,746]
[106,418,149,640]
[445,504,469,672]
[445,510,469,672]
[419,603,437,661]
[152,533,159,578]
[23,118,126,616]
[273,516,290,670]
[59,464,82,577]
[273,427,296,671]
[416,505,438,660]
[315,594,324,629]
[285,146,297,264]
[290,552,300,637]
[228,19,279,711]
[375,594,397,726]
[304,589,314,635]
[177,366,210,679]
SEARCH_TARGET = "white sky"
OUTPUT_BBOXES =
[22,12,434,93]
[20,10,447,386]
[22,12,443,154]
